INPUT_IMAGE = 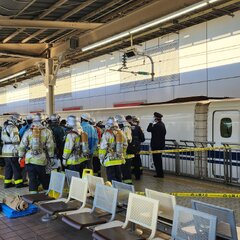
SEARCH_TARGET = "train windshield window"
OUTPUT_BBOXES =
[220,118,232,138]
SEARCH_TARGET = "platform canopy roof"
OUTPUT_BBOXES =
[0,0,239,86]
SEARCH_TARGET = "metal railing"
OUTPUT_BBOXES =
[140,140,240,186]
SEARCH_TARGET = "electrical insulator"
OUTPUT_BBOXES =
[122,53,127,68]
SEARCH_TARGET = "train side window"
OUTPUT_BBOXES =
[220,118,232,138]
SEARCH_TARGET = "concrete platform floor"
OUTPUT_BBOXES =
[0,171,240,239]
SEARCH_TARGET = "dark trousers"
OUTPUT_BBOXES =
[26,164,50,192]
[121,159,132,184]
[68,162,87,178]
[152,153,164,177]
[131,154,143,180]
[4,157,23,187]
[106,166,122,182]
[92,156,101,177]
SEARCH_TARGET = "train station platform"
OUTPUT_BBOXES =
[0,171,240,239]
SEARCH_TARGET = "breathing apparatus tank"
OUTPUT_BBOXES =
[115,129,124,158]
[31,126,42,155]
[81,131,89,155]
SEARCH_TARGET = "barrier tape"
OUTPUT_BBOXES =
[170,192,240,198]
[139,146,232,155]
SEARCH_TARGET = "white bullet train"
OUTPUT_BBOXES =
[0,97,239,183]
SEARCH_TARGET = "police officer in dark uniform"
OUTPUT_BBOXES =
[126,115,145,180]
[147,112,166,178]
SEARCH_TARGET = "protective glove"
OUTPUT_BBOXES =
[62,159,67,167]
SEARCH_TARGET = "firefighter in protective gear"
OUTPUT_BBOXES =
[63,115,89,177]
[115,114,133,184]
[18,113,54,193]
[99,117,127,182]
[49,114,65,169]
[128,116,145,180]
[2,114,25,188]
[81,113,98,168]
[19,115,33,139]
[90,118,102,177]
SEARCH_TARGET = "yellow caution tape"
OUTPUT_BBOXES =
[139,146,231,155]
[170,192,240,198]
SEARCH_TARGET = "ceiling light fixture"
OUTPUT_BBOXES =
[0,70,26,83]
[82,0,223,52]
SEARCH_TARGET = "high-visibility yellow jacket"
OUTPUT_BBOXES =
[2,123,20,157]
[63,129,89,165]
[18,123,54,166]
[99,129,127,167]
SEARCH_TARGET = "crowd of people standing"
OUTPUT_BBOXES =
[0,111,166,193]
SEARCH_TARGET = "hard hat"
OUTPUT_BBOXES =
[33,113,42,122]
[115,114,126,124]
[89,117,96,125]
[105,117,118,129]
[9,113,20,122]
[132,116,140,123]
[67,115,77,128]
[50,114,58,122]
[81,113,91,121]
[26,114,33,121]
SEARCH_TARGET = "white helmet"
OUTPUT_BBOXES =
[89,117,96,125]
[105,117,118,129]
[81,113,91,121]
[33,113,42,122]
[26,114,33,121]
[50,114,58,122]
[115,114,126,124]
[67,115,77,128]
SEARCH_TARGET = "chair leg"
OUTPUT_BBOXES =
[41,213,57,222]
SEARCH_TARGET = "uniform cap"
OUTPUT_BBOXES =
[81,113,91,121]
[154,112,163,118]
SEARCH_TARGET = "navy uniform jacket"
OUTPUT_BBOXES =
[147,121,166,150]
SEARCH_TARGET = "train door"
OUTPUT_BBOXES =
[212,110,240,182]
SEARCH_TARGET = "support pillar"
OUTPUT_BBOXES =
[38,57,61,116]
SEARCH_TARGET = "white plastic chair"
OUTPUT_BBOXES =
[112,180,135,206]
[22,171,65,204]
[65,169,80,187]
[61,183,118,230]
[94,193,159,240]
[172,205,217,240]
[192,200,239,240]
[145,188,176,222]
[39,177,89,220]
[86,174,104,197]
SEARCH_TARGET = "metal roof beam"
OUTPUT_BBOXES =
[0,57,24,62]
[21,0,98,43]
[2,0,68,43]
[0,19,102,30]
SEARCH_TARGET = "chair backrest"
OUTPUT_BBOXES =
[65,169,80,187]
[145,188,176,221]
[172,205,217,240]
[92,183,118,222]
[47,171,65,198]
[112,180,135,205]
[86,175,104,197]
[67,177,88,208]
[192,200,238,240]
[122,193,159,240]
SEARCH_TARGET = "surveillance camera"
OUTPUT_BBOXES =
[13,83,18,89]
